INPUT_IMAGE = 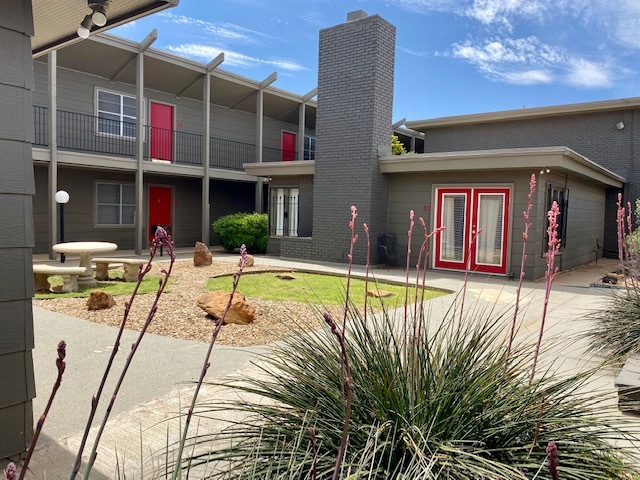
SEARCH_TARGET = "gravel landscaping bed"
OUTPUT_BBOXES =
[33,259,343,347]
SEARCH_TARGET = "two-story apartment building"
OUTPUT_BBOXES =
[32,32,317,256]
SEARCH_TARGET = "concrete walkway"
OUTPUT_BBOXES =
[25,252,632,478]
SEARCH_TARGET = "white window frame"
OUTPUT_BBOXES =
[303,135,315,160]
[95,88,143,139]
[96,181,136,227]
[271,187,299,236]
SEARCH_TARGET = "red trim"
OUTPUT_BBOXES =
[434,188,471,270]
[434,187,510,275]
[470,188,510,275]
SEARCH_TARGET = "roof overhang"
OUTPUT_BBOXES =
[32,0,179,57]
[244,161,315,177]
[379,147,626,188]
[406,97,640,131]
[34,32,317,127]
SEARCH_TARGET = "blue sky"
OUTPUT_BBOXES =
[113,0,640,122]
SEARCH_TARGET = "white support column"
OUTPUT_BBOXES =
[135,29,157,254]
[298,88,317,161]
[255,71,277,213]
[202,53,224,244]
[48,51,58,259]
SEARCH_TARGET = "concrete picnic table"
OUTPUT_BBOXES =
[52,241,118,287]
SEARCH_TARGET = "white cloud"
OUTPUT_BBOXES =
[166,44,307,72]
[465,0,548,26]
[565,58,612,88]
[398,46,429,58]
[385,0,463,15]
[159,12,270,43]
[450,36,613,87]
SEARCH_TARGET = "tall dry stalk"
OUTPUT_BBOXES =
[530,201,561,384]
[83,228,175,478]
[172,245,248,478]
[508,173,537,358]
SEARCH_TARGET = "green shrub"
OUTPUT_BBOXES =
[212,212,268,253]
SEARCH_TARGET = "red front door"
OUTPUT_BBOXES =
[150,102,173,161]
[282,132,296,161]
[149,186,172,242]
[434,187,510,275]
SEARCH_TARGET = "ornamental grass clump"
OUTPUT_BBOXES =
[586,194,640,363]
[177,188,640,479]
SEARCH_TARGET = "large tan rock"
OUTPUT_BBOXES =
[86,290,116,310]
[194,242,213,267]
[197,291,256,325]
[240,254,255,267]
[367,289,396,298]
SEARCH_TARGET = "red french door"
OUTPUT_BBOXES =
[282,132,296,161]
[434,187,510,275]
[150,102,173,161]
[148,186,172,242]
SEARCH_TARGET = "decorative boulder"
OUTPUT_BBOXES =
[367,289,396,298]
[194,242,213,267]
[276,273,296,280]
[197,291,256,325]
[86,290,116,310]
[240,254,255,267]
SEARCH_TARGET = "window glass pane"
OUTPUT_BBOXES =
[121,206,135,225]
[98,99,121,114]
[441,194,466,262]
[98,90,120,104]
[123,105,136,117]
[97,205,119,224]
[476,194,504,265]
[123,95,136,108]
[122,185,136,205]
[97,183,120,204]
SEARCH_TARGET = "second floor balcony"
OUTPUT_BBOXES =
[33,106,302,171]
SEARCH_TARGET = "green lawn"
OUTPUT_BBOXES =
[207,271,448,308]
[35,270,165,299]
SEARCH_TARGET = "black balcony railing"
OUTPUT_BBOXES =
[33,105,304,170]
[143,125,202,165]
[33,105,48,146]
[210,137,256,170]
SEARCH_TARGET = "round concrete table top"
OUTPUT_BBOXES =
[52,242,118,254]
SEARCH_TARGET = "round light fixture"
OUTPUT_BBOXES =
[77,26,90,38]
[92,8,107,27]
[55,190,70,204]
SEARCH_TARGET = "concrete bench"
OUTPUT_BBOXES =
[92,257,144,282]
[33,264,86,293]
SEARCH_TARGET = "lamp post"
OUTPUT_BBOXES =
[55,190,70,263]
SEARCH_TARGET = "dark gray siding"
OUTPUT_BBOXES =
[386,170,606,280]
[0,0,35,458]
[423,111,637,253]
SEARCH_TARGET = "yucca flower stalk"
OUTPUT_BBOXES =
[171,245,248,478]
[459,227,482,330]
[181,206,640,479]
[617,193,630,292]
[342,206,358,334]
[403,210,415,346]
[508,173,536,359]
[11,341,66,480]
[625,200,638,292]
[530,201,561,384]
[83,227,175,479]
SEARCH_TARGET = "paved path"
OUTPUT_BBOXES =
[25,254,631,478]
